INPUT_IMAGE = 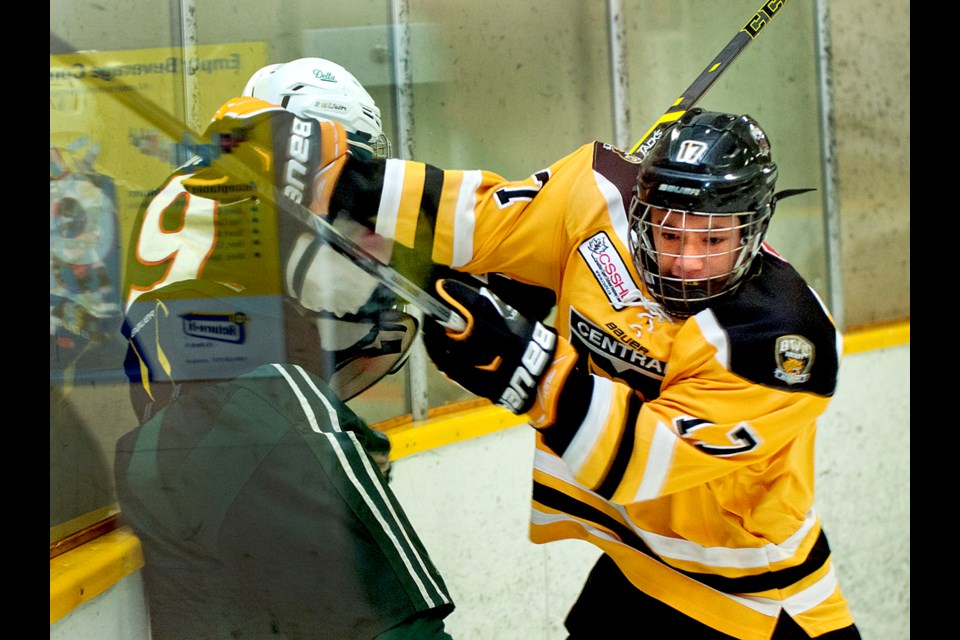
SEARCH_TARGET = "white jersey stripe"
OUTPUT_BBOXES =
[535,448,820,570]
[563,375,615,475]
[695,309,731,371]
[634,420,675,501]
[292,364,341,431]
[530,507,782,619]
[595,170,631,251]
[451,170,482,267]
[275,363,449,608]
[375,158,406,240]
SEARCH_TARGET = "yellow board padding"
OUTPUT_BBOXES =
[50,527,145,624]
[49,403,530,626]
[50,318,909,625]
[386,402,530,461]
[842,317,910,355]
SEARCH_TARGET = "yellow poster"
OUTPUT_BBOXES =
[50,43,268,381]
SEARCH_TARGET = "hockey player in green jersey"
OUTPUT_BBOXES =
[116,58,454,640]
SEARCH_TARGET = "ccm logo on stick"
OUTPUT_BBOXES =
[498,323,556,413]
[283,117,314,204]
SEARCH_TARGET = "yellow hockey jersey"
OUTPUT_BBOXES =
[331,140,855,639]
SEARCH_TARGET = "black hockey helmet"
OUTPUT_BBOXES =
[627,108,779,317]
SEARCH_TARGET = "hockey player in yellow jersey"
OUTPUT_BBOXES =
[186,106,861,638]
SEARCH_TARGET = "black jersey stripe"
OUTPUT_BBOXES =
[533,481,830,593]
[595,392,642,500]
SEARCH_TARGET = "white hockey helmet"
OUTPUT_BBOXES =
[243,57,391,159]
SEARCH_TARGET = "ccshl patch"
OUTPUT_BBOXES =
[773,334,814,384]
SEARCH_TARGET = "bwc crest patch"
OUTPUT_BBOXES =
[773,334,814,384]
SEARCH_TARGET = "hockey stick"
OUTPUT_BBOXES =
[628,0,789,158]
[50,35,467,332]
[276,191,468,331]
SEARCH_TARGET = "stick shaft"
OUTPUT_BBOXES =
[627,0,789,157]
[50,37,466,332]
[275,196,467,331]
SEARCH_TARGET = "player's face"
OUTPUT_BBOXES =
[648,207,742,285]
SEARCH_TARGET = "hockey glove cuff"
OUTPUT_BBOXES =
[525,337,581,430]
[183,97,350,216]
[423,279,557,415]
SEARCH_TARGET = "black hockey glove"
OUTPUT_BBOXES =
[423,279,558,415]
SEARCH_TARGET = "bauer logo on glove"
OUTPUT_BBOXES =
[182,97,351,215]
[423,278,558,415]
[498,322,555,412]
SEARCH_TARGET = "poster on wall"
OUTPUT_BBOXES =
[50,43,269,385]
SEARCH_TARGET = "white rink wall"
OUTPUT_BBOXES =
[810,343,910,639]
[51,342,910,640]
[390,342,911,640]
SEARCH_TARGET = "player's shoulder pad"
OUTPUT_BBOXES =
[592,141,644,212]
[705,253,841,397]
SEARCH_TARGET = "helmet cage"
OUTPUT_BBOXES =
[345,128,392,161]
[627,197,773,317]
[627,108,780,317]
